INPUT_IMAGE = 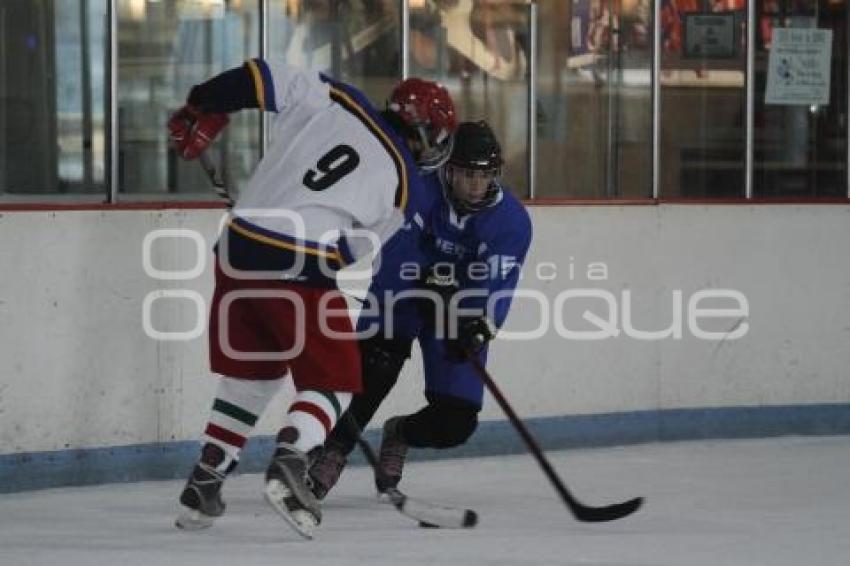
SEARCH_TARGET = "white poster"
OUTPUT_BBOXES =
[765,28,832,106]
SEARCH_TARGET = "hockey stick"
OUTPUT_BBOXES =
[343,413,478,529]
[198,151,235,207]
[468,357,644,523]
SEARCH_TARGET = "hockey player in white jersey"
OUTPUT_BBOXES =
[167,59,456,538]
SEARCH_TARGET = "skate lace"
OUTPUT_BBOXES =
[274,452,306,475]
[194,462,226,486]
[183,462,226,513]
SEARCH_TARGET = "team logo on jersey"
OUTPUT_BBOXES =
[435,237,469,258]
[488,255,518,279]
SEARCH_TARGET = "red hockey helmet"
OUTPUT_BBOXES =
[388,77,457,171]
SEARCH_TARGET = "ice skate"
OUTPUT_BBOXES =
[264,427,322,539]
[175,444,230,530]
[307,439,348,500]
[376,416,408,494]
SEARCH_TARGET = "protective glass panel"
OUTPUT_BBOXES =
[753,0,847,198]
[1,0,106,197]
[553,0,653,198]
[411,0,531,199]
[117,0,260,197]
[659,0,747,198]
[269,0,400,105]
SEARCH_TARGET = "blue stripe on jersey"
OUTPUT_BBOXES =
[216,219,345,288]
[230,216,344,265]
[320,75,411,212]
[229,217,347,269]
[336,235,357,266]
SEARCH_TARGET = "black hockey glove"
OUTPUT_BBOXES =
[447,316,496,360]
[418,264,459,324]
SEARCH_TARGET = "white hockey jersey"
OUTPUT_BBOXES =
[227,59,415,276]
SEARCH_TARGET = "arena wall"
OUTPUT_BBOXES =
[1,205,848,491]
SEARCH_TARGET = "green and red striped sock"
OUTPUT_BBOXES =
[202,376,282,467]
[287,390,352,453]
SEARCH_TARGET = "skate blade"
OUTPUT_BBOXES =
[175,508,216,531]
[264,479,318,540]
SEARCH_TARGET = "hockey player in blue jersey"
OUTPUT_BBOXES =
[307,120,533,498]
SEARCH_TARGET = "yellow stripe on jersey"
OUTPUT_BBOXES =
[245,60,266,111]
[228,220,342,262]
[328,87,408,212]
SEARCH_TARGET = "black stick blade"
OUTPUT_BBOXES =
[387,488,479,529]
[572,496,644,523]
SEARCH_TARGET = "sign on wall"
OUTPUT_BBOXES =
[765,28,832,106]
[684,13,737,59]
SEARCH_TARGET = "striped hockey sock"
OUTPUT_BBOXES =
[202,376,283,471]
[287,391,352,453]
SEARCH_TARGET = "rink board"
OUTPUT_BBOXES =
[1,205,849,492]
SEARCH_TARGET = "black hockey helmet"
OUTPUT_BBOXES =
[442,120,503,213]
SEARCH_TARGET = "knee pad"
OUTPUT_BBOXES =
[432,405,478,448]
[405,396,479,449]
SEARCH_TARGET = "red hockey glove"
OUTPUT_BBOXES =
[167,105,229,160]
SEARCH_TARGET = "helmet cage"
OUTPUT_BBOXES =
[413,123,454,171]
[387,78,457,171]
[442,162,502,214]
[441,120,504,213]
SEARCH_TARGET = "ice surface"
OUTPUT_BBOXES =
[1,436,848,566]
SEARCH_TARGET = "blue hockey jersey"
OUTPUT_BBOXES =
[363,172,532,336]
